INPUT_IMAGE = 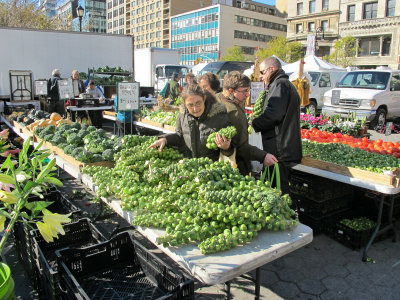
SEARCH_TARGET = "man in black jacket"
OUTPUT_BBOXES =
[47,69,64,115]
[252,57,302,195]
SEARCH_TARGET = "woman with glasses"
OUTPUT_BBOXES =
[216,71,277,175]
[149,85,233,161]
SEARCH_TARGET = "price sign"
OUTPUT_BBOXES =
[58,79,74,100]
[34,80,48,96]
[118,82,140,111]
[250,82,265,104]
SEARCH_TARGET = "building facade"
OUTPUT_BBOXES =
[86,0,107,33]
[39,0,57,17]
[339,0,400,69]
[171,1,287,65]
[56,0,79,30]
[287,0,340,58]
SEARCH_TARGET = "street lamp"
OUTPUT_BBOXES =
[76,5,84,32]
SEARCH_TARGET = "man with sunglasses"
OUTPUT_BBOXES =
[252,57,302,195]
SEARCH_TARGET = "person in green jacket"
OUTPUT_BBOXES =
[216,71,277,175]
[165,72,181,103]
[149,85,233,161]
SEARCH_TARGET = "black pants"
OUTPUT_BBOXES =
[48,101,65,116]
[116,120,137,136]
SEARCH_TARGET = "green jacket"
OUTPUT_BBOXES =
[216,93,267,175]
[164,99,233,161]
[166,79,180,101]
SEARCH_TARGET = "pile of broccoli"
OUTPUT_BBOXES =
[36,121,123,163]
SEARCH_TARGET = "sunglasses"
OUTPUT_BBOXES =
[260,67,271,75]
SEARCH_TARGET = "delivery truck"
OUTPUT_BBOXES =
[0,27,134,100]
[134,47,189,96]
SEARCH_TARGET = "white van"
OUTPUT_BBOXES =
[322,69,400,127]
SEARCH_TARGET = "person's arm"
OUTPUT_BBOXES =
[162,113,185,147]
[252,81,289,133]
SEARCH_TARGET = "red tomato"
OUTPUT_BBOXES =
[375,139,383,145]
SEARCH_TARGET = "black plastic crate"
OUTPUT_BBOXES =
[289,170,354,202]
[328,217,376,250]
[293,194,352,219]
[56,231,195,300]
[13,190,82,288]
[31,218,106,300]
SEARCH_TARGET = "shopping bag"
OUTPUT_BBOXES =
[261,162,281,191]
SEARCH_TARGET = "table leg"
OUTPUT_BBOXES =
[363,194,384,261]
[224,281,231,300]
[255,267,260,300]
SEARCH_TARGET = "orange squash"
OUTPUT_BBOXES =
[50,112,62,122]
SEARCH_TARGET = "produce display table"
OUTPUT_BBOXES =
[66,105,113,112]
[0,116,313,299]
[292,163,399,261]
[134,120,175,134]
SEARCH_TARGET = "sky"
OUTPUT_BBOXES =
[253,0,276,5]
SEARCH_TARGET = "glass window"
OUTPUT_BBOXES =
[390,74,400,91]
[382,37,391,56]
[319,73,331,87]
[321,20,328,32]
[309,0,316,13]
[387,0,396,17]
[347,5,355,21]
[296,23,303,33]
[308,22,315,32]
[359,37,380,56]
[363,2,378,19]
[297,3,303,15]
[322,0,329,11]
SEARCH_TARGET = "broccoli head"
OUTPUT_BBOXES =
[34,127,45,135]
[95,129,106,137]
[43,134,54,141]
[58,143,68,149]
[64,145,75,155]
[81,123,89,130]
[77,129,89,139]
[50,135,66,146]
[66,133,83,147]
[102,149,114,161]
[87,126,97,133]
[92,154,104,162]
[58,123,71,132]
[71,147,84,158]
[70,122,81,130]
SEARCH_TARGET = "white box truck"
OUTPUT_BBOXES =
[0,27,135,100]
[134,47,189,96]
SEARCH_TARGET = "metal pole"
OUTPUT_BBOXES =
[79,16,82,32]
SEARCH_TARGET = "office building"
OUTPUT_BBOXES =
[171,0,287,65]
[56,0,79,30]
[39,0,57,17]
[86,0,107,33]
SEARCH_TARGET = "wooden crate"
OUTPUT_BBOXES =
[138,118,164,129]
[163,124,176,132]
[301,157,399,187]
[103,111,117,117]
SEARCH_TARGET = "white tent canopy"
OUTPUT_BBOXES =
[191,62,208,76]
[282,55,345,73]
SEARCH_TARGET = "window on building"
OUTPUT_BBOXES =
[156,31,161,37]
[347,5,355,21]
[321,20,328,32]
[119,0,123,4]
[382,37,391,56]
[150,32,155,39]
[359,37,380,56]
[156,41,161,47]
[113,10,118,17]
[119,18,124,26]
[308,22,315,32]
[322,0,329,11]
[131,1,135,6]
[296,23,303,33]
[309,0,316,13]
[250,4,256,10]
[156,21,161,27]
[150,22,154,29]
[297,2,303,15]
[387,0,396,17]
[119,7,124,14]
[363,2,378,19]
[113,0,117,6]
[156,1,161,8]
[108,2,112,9]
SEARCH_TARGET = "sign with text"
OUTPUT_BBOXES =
[58,78,74,100]
[34,80,48,96]
[118,82,140,111]
[305,35,316,56]
[250,82,265,104]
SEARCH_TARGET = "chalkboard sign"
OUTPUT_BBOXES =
[250,82,265,104]
[58,78,74,100]
[117,82,140,111]
[34,80,48,96]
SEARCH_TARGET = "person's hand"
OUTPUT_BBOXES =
[263,153,278,166]
[149,138,167,152]
[215,133,231,151]
[99,97,105,103]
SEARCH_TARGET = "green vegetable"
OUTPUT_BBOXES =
[206,126,237,150]
[253,89,268,118]
[102,149,114,161]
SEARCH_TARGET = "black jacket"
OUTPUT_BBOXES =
[47,75,60,101]
[164,99,233,161]
[252,70,302,163]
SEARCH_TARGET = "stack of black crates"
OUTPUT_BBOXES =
[289,170,355,235]
[13,188,195,300]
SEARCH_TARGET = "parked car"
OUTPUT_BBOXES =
[198,61,253,78]
[322,69,400,128]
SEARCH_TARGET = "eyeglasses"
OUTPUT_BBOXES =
[235,88,250,94]
[186,101,204,109]
[260,67,271,75]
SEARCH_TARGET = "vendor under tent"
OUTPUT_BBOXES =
[282,55,345,73]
